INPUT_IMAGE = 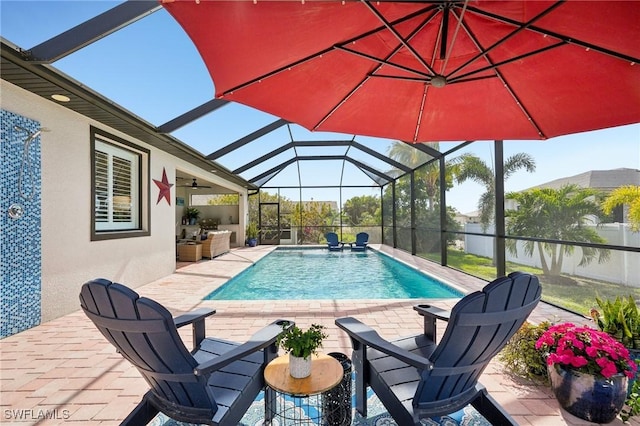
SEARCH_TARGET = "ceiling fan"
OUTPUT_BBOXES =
[177,178,212,189]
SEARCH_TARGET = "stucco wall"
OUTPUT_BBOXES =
[1,80,248,324]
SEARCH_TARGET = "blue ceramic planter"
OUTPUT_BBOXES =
[629,348,640,395]
[548,364,627,424]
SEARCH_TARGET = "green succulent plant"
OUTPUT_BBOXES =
[591,295,640,350]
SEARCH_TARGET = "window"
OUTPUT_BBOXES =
[91,127,150,240]
[191,193,239,206]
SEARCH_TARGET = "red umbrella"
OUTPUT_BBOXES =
[161,0,640,142]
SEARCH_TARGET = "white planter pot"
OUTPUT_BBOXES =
[289,354,312,378]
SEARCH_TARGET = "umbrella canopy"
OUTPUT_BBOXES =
[161,0,640,142]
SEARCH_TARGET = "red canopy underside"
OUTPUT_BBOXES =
[162,0,640,142]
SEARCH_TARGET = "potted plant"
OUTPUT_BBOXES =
[277,323,328,378]
[591,295,640,350]
[536,322,637,423]
[246,222,259,247]
[499,321,552,382]
[185,207,200,225]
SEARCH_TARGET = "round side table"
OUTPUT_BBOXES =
[264,353,343,425]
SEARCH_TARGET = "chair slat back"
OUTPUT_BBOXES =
[355,232,368,245]
[326,232,339,245]
[414,272,540,407]
[80,279,213,411]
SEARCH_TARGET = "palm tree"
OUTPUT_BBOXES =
[602,185,640,232]
[386,141,461,253]
[387,141,453,212]
[455,152,536,231]
[505,184,610,277]
[388,141,435,205]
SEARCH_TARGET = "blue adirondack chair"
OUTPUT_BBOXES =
[326,232,344,251]
[80,278,293,426]
[349,232,368,251]
[336,272,541,425]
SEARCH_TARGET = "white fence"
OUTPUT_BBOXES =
[463,223,639,287]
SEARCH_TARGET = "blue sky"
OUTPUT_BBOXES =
[2,1,638,213]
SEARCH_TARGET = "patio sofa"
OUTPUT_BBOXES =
[202,230,232,259]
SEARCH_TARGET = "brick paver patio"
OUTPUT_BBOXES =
[1,245,636,425]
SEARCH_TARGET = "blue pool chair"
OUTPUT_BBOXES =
[349,232,368,251]
[326,232,344,251]
[80,278,293,426]
[336,272,541,426]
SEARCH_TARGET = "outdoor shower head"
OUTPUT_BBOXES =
[25,130,42,143]
[14,125,49,143]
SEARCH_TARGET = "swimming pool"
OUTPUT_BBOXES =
[204,248,463,300]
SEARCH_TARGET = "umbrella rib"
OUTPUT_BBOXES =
[334,7,439,79]
[220,46,334,97]
[413,85,429,143]
[336,46,430,79]
[316,8,440,132]
[317,12,436,132]
[369,74,428,83]
[447,1,565,80]
[454,13,546,138]
[468,2,640,65]
[446,75,497,85]
[440,0,469,74]
[361,0,437,76]
[440,5,449,61]
[220,2,438,96]
[312,73,370,132]
[448,41,566,84]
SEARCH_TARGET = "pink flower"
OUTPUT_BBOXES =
[536,323,636,379]
[570,356,588,368]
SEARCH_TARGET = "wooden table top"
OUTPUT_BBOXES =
[264,353,343,397]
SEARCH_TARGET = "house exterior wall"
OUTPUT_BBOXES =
[1,80,247,328]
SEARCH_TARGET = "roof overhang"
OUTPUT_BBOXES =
[0,37,256,191]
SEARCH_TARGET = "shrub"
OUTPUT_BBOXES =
[499,321,552,382]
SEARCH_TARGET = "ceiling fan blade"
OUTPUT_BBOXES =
[176,178,212,189]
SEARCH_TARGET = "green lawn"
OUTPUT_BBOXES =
[423,249,640,317]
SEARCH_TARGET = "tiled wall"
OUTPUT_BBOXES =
[1,109,42,338]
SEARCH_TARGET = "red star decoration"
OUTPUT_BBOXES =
[153,167,174,205]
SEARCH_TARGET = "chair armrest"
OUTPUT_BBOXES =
[413,304,450,342]
[335,317,433,370]
[174,308,216,347]
[174,308,216,328]
[413,304,450,321]
[195,319,294,376]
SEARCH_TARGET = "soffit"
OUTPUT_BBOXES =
[0,39,255,191]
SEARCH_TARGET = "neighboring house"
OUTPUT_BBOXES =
[1,40,254,337]
[455,210,481,225]
[531,168,639,192]
[466,168,640,286]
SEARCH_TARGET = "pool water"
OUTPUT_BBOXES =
[204,248,463,300]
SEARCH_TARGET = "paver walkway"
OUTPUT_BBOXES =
[1,245,636,425]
